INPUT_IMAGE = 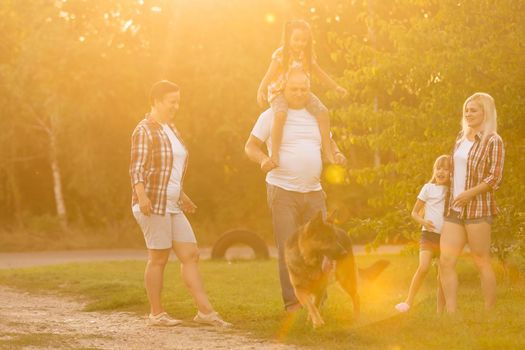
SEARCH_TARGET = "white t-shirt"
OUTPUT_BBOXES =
[132,123,187,214]
[417,183,447,234]
[251,108,322,193]
[452,138,474,211]
[162,123,187,213]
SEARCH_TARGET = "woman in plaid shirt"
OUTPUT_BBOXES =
[439,92,505,314]
[130,81,231,327]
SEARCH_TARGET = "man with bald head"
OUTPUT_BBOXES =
[245,69,346,311]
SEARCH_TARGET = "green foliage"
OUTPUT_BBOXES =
[310,0,525,252]
[0,0,523,253]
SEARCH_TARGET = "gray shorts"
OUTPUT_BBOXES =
[270,92,328,115]
[133,211,197,249]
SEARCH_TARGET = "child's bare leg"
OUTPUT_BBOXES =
[270,111,286,165]
[405,250,432,306]
[316,111,335,164]
[306,93,334,164]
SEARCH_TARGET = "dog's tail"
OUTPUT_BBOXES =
[358,259,390,281]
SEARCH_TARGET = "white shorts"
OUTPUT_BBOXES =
[133,211,197,249]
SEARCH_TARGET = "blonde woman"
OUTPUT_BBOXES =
[439,93,505,314]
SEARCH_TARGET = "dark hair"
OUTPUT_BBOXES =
[149,80,179,105]
[281,20,314,74]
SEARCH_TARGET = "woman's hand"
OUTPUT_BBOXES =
[257,89,267,108]
[138,194,152,216]
[452,190,474,208]
[422,220,436,232]
[179,192,197,214]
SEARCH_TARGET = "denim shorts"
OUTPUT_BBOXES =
[270,92,328,115]
[444,210,493,225]
[420,230,440,257]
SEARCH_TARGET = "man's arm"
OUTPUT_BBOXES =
[330,139,347,166]
[244,134,277,173]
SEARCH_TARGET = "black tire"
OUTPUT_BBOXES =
[211,229,269,260]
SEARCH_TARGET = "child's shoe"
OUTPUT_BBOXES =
[395,302,410,313]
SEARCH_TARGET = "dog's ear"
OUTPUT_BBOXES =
[325,210,338,224]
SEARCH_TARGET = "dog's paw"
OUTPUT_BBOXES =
[321,257,334,273]
[312,319,325,329]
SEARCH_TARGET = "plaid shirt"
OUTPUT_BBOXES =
[129,116,188,215]
[445,131,505,219]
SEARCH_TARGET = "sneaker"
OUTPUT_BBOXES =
[395,302,410,313]
[193,311,232,328]
[147,312,182,327]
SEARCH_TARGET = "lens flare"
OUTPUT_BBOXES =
[324,164,346,185]
[265,13,275,23]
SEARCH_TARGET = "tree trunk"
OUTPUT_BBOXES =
[48,120,67,229]
[5,165,24,228]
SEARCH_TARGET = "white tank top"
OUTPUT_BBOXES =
[452,138,474,211]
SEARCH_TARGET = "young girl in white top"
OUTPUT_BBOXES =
[257,20,347,167]
[395,154,451,313]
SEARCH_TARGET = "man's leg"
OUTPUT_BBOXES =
[267,184,301,310]
[301,190,327,226]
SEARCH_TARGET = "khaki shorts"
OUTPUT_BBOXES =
[133,211,197,249]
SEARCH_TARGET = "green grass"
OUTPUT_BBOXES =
[0,255,524,349]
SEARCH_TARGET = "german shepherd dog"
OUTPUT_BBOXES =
[285,211,389,328]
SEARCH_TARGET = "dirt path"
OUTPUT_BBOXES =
[0,286,299,350]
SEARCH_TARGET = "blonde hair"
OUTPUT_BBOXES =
[461,92,498,142]
[429,154,451,184]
